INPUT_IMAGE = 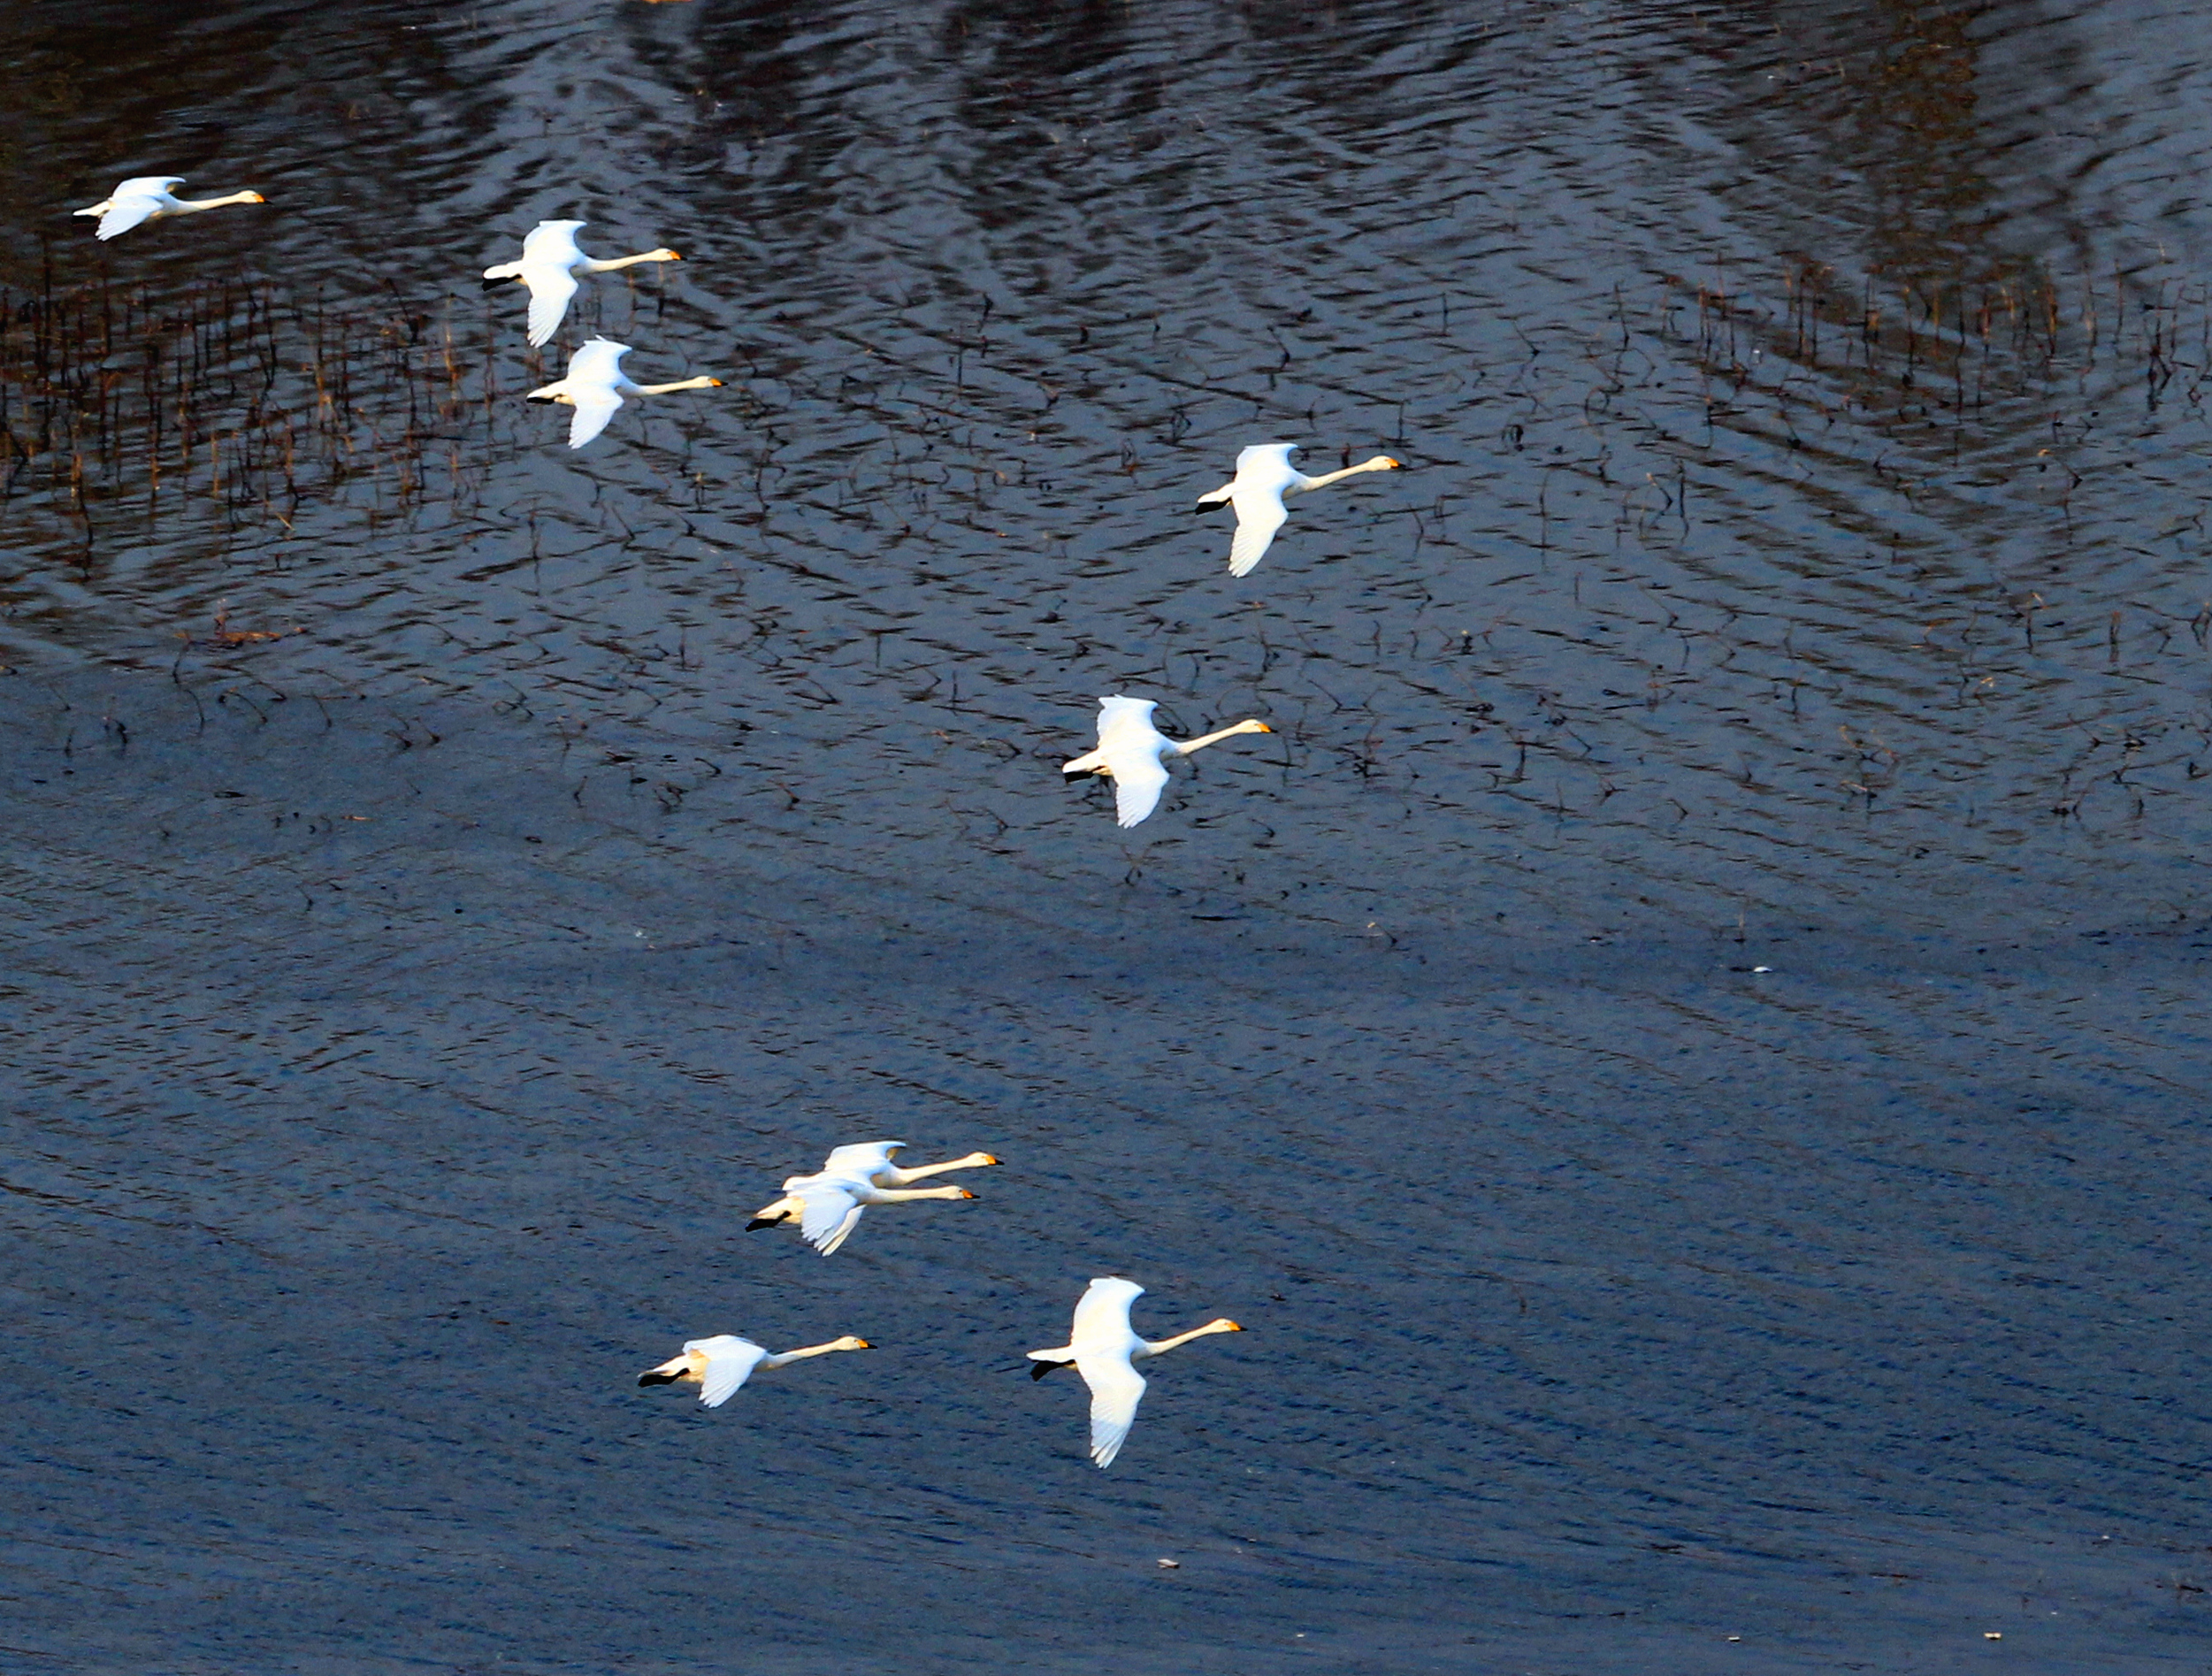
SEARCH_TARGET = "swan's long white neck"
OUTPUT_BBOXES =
[880,1152,995,1184]
[1290,455,1398,494]
[1169,722,1267,756]
[761,1339,854,1369]
[1136,1320,1241,1358]
[580,249,677,275]
[868,1184,972,1203]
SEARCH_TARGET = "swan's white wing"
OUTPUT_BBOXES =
[692,1336,770,1407]
[521,219,587,262]
[97,194,166,241]
[564,338,631,380]
[111,175,184,198]
[1081,1356,1146,1467]
[821,1142,902,1178]
[1090,700,1171,827]
[524,266,580,348]
[565,385,624,448]
[1104,745,1170,828]
[1227,494,1290,578]
[797,1179,865,1254]
[1071,1276,1144,1347]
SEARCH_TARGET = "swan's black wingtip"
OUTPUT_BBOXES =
[482,275,520,290]
[638,1371,678,1388]
[744,1216,777,1232]
[1029,1359,1070,1381]
[1194,499,1230,515]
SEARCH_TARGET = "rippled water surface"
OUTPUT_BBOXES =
[6,1,2212,1671]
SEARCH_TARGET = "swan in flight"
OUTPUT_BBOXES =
[482,219,683,348]
[1061,694,1272,828]
[746,1142,997,1256]
[1196,442,1401,577]
[74,176,265,241]
[524,338,722,448]
[1027,1277,1243,1468]
[638,1333,873,1408]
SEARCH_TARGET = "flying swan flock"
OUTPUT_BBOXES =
[75,168,1448,1471]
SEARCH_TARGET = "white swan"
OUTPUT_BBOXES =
[1061,694,1272,828]
[638,1333,872,1407]
[524,338,722,449]
[74,176,265,242]
[746,1143,997,1256]
[482,219,682,348]
[1196,442,1401,577]
[1027,1277,1243,1468]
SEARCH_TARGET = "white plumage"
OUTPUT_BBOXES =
[524,337,722,449]
[1195,442,1401,577]
[74,175,265,241]
[637,1332,872,1407]
[1060,695,1273,828]
[1026,1277,1244,1468]
[746,1140,999,1256]
[481,219,683,348]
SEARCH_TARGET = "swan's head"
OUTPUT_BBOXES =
[1203,1319,1244,1335]
[648,248,682,262]
[704,377,725,386]
[831,1335,874,1351]
[956,1187,978,1199]
[972,1152,1002,1167]
[1230,720,1273,737]
[240,191,268,204]
[1372,455,1401,469]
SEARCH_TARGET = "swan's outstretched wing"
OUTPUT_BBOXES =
[1104,746,1170,828]
[524,266,580,348]
[1081,1357,1146,1467]
[821,1142,902,1178]
[1071,1276,1144,1343]
[693,1336,770,1407]
[97,193,167,241]
[797,1179,866,1255]
[565,384,624,448]
[1227,494,1290,578]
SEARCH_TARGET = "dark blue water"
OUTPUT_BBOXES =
[4,0,2212,1670]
